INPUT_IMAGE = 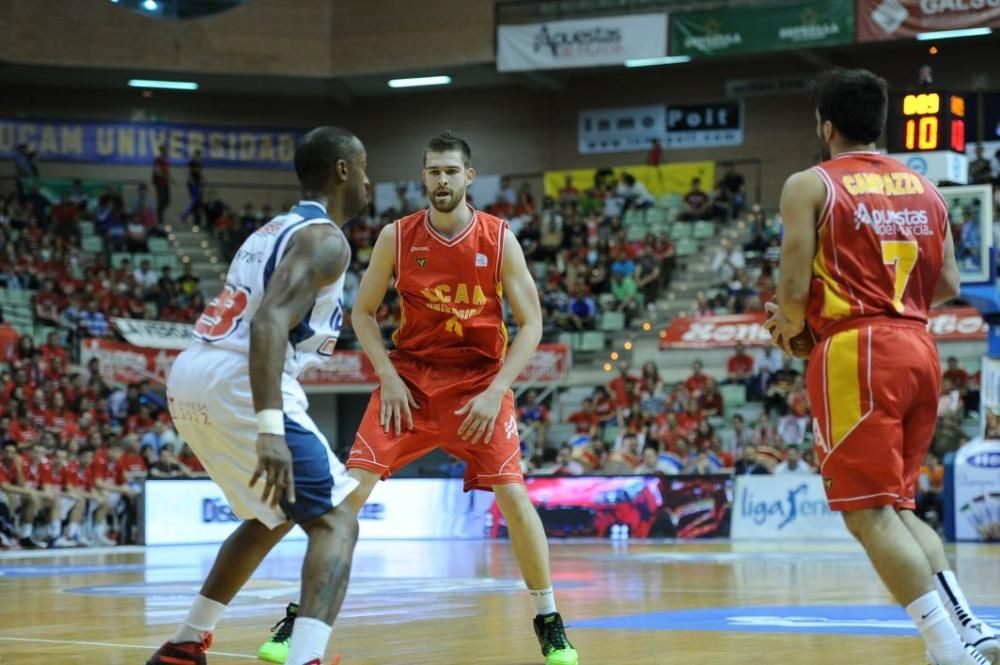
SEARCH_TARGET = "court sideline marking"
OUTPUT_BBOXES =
[0,636,256,659]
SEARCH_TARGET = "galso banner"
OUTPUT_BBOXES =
[731,475,853,541]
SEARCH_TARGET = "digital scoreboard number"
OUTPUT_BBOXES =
[890,92,966,154]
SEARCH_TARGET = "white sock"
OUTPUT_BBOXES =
[18,523,31,538]
[285,617,332,665]
[171,594,227,644]
[67,522,81,540]
[529,587,557,615]
[907,591,966,665]
[95,522,108,538]
[935,570,979,629]
[49,522,61,539]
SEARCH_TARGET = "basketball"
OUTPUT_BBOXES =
[786,323,819,359]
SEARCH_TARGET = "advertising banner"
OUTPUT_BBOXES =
[670,0,854,58]
[731,475,853,541]
[544,161,715,199]
[0,118,303,169]
[578,103,743,154]
[659,307,988,349]
[84,337,569,387]
[487,474,733,540]
[142,478,491,544]
[112,318,195,351]
[498,13,667,72]
[952,439,1000,542]
[857,0,1000,43]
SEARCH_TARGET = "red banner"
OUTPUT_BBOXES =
[856,0,1000,42]
[659,307,987,349]
[82,340,570,387]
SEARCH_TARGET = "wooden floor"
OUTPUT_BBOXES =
[1,539,998,665]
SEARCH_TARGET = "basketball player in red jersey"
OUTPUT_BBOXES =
[766,69,998,665]
[349,132,576,665]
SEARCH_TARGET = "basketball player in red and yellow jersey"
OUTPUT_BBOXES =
[350,132,575,665]
[766,69,997,665]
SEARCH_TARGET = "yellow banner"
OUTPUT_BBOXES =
[544,161,715,199]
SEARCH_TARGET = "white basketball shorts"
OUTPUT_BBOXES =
[166,344,358,529]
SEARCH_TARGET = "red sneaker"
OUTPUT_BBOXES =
[146,634,213,665]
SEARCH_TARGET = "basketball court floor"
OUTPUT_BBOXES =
[1,539,998,664]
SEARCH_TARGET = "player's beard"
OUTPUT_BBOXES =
[430,187,464,213]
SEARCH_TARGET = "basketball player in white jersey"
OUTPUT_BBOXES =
[147,126,370,665]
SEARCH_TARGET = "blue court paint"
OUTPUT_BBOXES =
[0,564,154,578]
[573,605,1000,636]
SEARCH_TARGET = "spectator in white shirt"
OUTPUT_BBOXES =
[133,258,159,294]
[728,413,753,458]
[752,345,785,399]
[710,239,746,283]
[616,173,655,210]
[773,445,814,474]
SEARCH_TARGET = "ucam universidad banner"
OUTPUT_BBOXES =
[669,0,854,58]
[497,13,667,72]
[857,0,1000,42]
[0,118,304,169]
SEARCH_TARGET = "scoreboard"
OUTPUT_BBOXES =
[889,91,966,154]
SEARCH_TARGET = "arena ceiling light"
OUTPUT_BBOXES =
[128,79,199,90]
[915,27,992,41]
[625,56,692,68]
[387,75,452,89]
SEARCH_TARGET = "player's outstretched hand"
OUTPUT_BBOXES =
[380,372,419,435]
[763,302,802,355]
[455,387,504,444]
[250,433,296,509]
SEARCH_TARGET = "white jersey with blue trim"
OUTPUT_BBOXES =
[191,200,346,379]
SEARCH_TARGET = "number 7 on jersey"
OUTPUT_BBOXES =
[881,240,918,314]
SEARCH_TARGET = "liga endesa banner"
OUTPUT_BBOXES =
[0,117,303,169]
[544,161,715,199]
[83,338,570,387]
[857,0,1000,43]
[659,307,988,349]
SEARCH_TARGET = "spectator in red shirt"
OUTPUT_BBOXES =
[685,360,708,397]
[608,364,638,410]
[592,386,618,429]
[116,436,149,485]
[34,279,64,325]
[677,400,703,437]
[126,405,155,436]
[39,331,68,365]
[152,144,171,225]
[41,447,88,547]
[9,411,39,449]
[76,446,116,545]
[567,398,599,438]
[646,138,662,167]
[178,444,207,475]
[1,440,45,547]
[726,342,755,386]
[699,379,724,418]
[0,310,20,363]
[943,357,969,392]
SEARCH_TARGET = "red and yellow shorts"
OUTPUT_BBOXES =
[347,356,523,492]
[807,322,939,512]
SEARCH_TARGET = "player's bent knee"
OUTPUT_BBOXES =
[842,506,893,540]
[301,503,359,544]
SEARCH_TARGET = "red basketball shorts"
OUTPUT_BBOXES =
[347,356,523,492]
[807,322,939,512]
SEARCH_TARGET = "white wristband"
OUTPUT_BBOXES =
[256,409,285,436]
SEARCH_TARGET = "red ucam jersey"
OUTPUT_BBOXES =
[807,151,948,339]
[23,455,49,489]
[391,207,509,366]
[41,459,78,491]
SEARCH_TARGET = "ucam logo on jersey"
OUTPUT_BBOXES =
[475,253,488,267]
[853,202,932,236]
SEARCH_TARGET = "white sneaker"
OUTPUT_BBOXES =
[93,534,116,546]
[962,622,1000,665]
[52,536,77,548]
[927,644,992,665]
